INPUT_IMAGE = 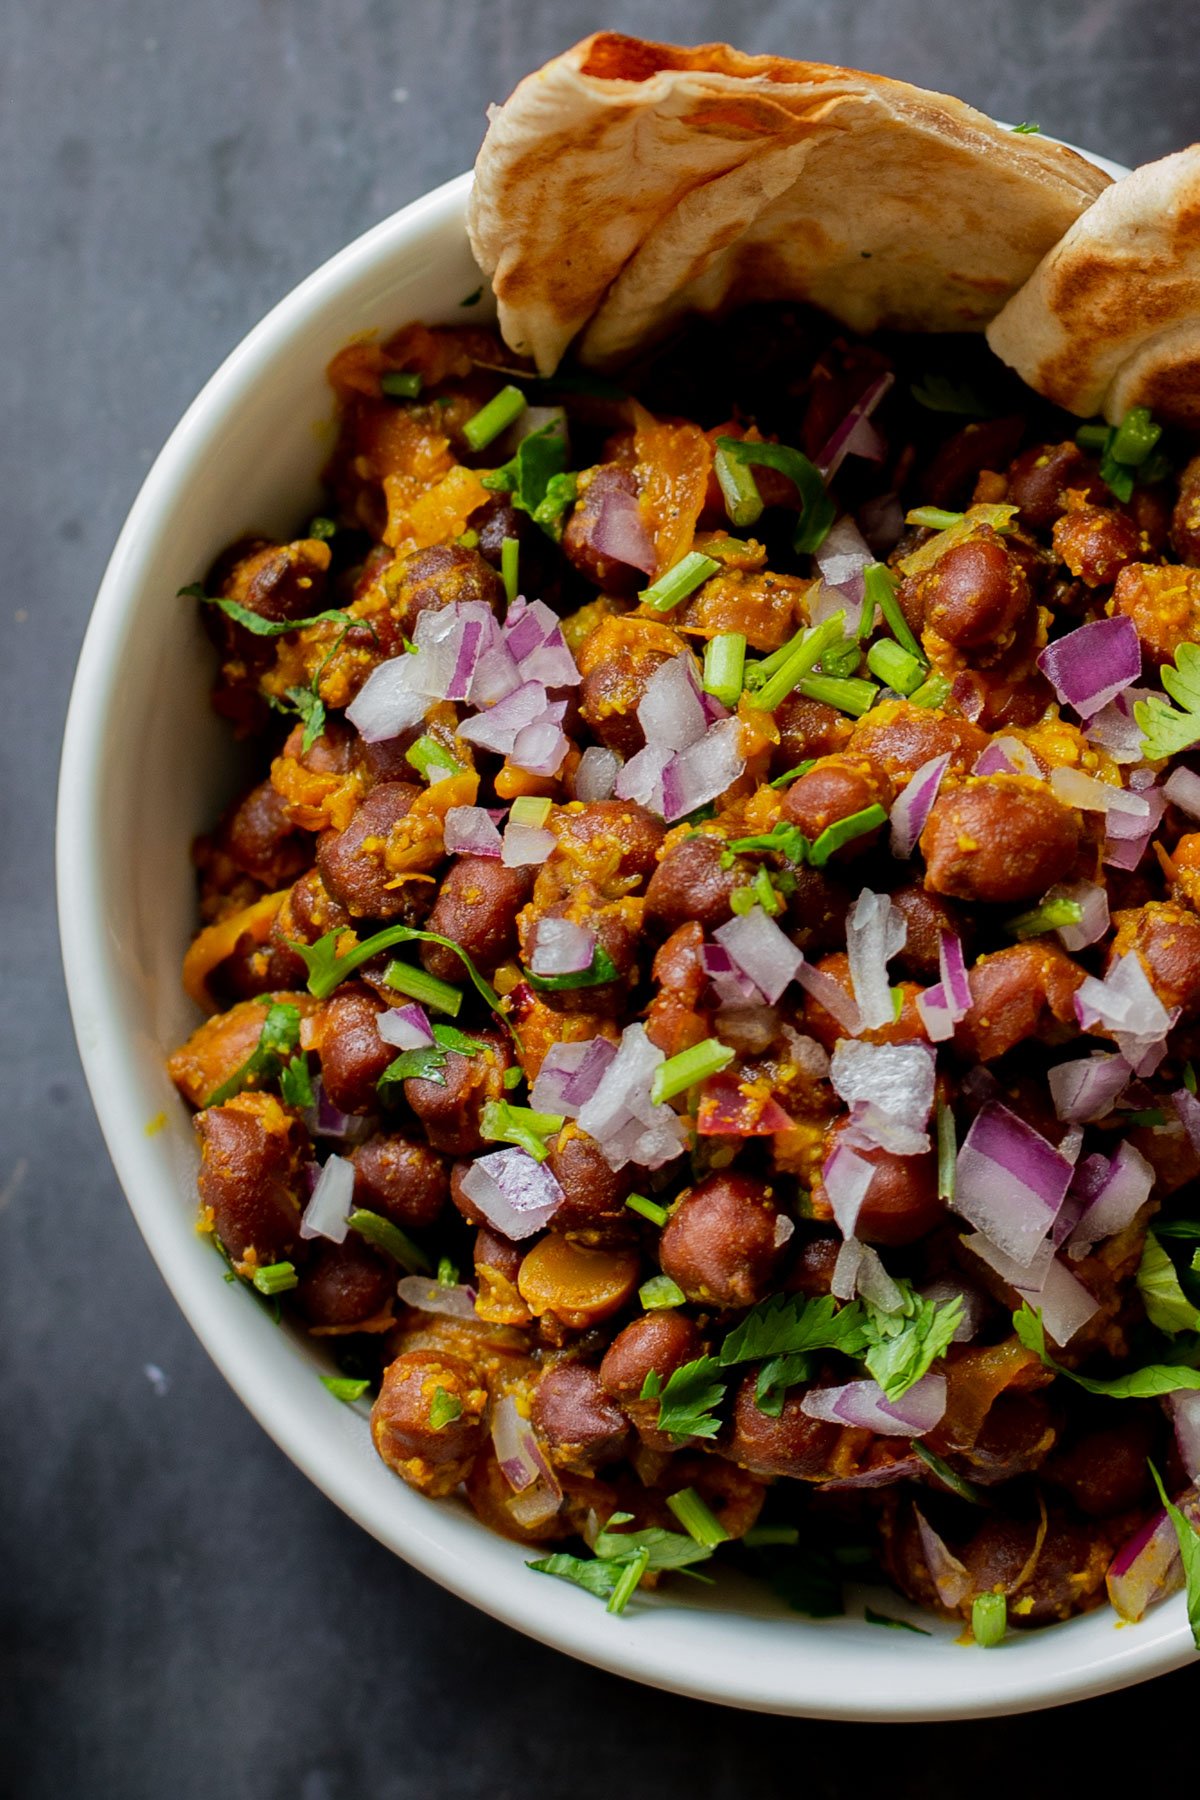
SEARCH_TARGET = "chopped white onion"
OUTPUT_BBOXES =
[377,1004,435,1050]
[299,1153,355,1243]
[822,1141,875,1237]
[637,654,713,752]
[574,745,620,802]
[459,1148,564,1240]
[444,805,504,859]
[501,822,557,867]
[1049,765,1151,818]
[529,917,596,976]
[713,906,805,1006]
[953,1102,1074,1266]
[1165,766,1200,821]
[964,1231,1100,1346]
[396,1276,479,1320]
[1066,1140,1155,1255]
[889,753,951,860]
[845,889,907,1031]
[830,1039,934,1156]
[345,655,428,744]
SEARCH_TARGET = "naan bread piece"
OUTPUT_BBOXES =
[467,33,1110,374]
[986,147,1200,426]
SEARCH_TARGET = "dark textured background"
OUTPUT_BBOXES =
[5,0,1198,1791]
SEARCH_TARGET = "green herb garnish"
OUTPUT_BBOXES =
[429,1387,463,1430]
[1137,1234,1200,1335]
[321,1376,371,1403]
[1135,642,1200,761]
[972,1592,1007,1646]
[640,1357,727,1441]
[463,384,526,451]
[703,632,747,707]
[911,373,991,415]
[279,1054,315,1110]
[666,1487,730,1548]
[381,370,422,399]
[405,734,464,784]
[639,551,721,614]
[626,1193,670,1227]
[347,1207,430,1274]
[524,944,620,992]
[1149,1461,1200,1651]
[180,584,359,640]
[865,1607,931,1635]
[481,424,574,539]
[639,1274,686,1310]
[501,536,519,604]
[204,1001,303,1107]
[650,1038,735,1105]
[480,1099,564,1162]
[713,436,835,554]
[807,803,887,866]
[252,1261,298,1296]
[1014,1304,1200,1395]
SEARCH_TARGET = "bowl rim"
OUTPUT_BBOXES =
[58,151,1195,1720]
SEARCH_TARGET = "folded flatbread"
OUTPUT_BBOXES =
[467,33,1110,374]
[986,146,1200,426]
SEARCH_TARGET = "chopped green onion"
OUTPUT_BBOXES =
[713,436,835,555]
[1109,405,1162,467]
[1006,897,1084,940]
[796,674,879,717]
[936,1099,957,1202]
[714,446,765,528]
[906,506,964,531]
[381,960,463,1017]
[321,1375,371,1402]
[509,795,552,827]
[437,1255,459,1285]
[1076,423,1110,450]
[864,562,925,661]
[639,551,720,613]
[908,672,953,710]
[742,1524,801,1548]
[703,632,747,707]
[1186,1062,1198,1097]
[666,1487,730,1548]
[381,370,422,399]
[866,638,925,695]
[606,1546,650,1615]
[463,384,526,451]
[347,1207,431,1274]
[769,759,816,789]
[640,1274,686,1310]
[818,636,864,679]
[747,623,807,686]
[501,535,520,604]
[650,1038,735,1105]
[429,1387,463,1431]
[480,1099,564,1162]
[747,614,845,713]
[252,1261,298,1296]
[753,864,784,915]
[972,1592,1007,1647]
[308,515,338,540]
[1125,1108,1168,1128]
[806,804,886,868]
[1011,121,1041,133]
[625,1193,669,1227]
[405,734,464,783]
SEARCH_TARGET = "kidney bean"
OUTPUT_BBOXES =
[293,1235,394,1329]
[781,754,894,853]
[314,986,392,1114]
[1043,1412,1156,1517]
[651,921,708,1007]
[965,1393,1059,1483]
[771,694,854,774]
[1171,454,1200,564]
[195,1093,308,1265]
[658,1173,787,1308]
[721,1373,844,1480]
[370,1349,488,1496]
[847,701,989,785]
[545,1128,636,1244]
[350,1132,448,1229]
[888,883,973,982]
[419,857,533,982]
[903,534,1031,651]
[959,1508,1116,1626]
[645,834,750,933]
[577,617,687,758]
[785,1232,841,1297]
[274,868,350,950]
[815,1123,943,1247]
[316,782,424,919]
[385,542,503,644]
[562,464,645,594]
[531,1362,631,1474]
[920,778,1082,905]
[404,1029,514,1154]
[1109,901,1200,1019]
[1052,504,1142,587]
[955,942,1084,1061]
[1006,442,1107,532]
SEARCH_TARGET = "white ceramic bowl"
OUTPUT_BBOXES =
[59,156,1191,1719]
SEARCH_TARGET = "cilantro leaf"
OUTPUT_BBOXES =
[641,1356,727,1441]
[533,470,579,539]
[284,684,327,754]
[723,821,811,865]
[431,1024,490,1054]
[718,1293,869,1367]
[204,1002,303,1106]
[753,1353,814,1416]
[481,425,573,539]
[524,945,619,992]
[1149,1461,1200,1651]
[527,1552,623,1602]
[290,923,509,1023]
[860,1284,964,1401]
[750,1542,844,1618]
[378,1044,450,1091]
[1138,1234,1200,1336]
[1136,643,1200,761]
[592,1520,715,1574]
[279,1053,315,1110]
[480,1099,564,1162]
[1013,1304,1200,1396]
[1156,1221,1200,1240]
[713,436,835,555]
[429,1387,463,1430]
[180,584,359,639]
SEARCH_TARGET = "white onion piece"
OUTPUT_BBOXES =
[814,516,873,632]
[714,906,805,1006]
[396,1276,479,1320]
[1165,766,1200,821]
[822,1142,875,1237]
[801,1373,946,1437]
[953,1102,1074,1266]
[614,741,671,812]
[816,372,894,481]
[855,1244,906,1313]
[511,714,570,778]
[831,1237,865,1301]
[1048,1051,1130,1123]
[377,1004,435,1051]
[299,1153,355,1243]
[1108,1496,1200,1622]
[714,1003,778,1056]
[637,654,712,752]
[345,656,428,743]
[1066,1140,1155,1255]
[458,679,548,754]
[1075,952,1174,1072]
[1086,689,1150,764]
[660,716,745,823]
[529,917,596,976]
[916,1510,972,1610]
[575,1023,688,1173]
[444,805,504,859]
[574,745,620,802]
[964,1232,1099,1346]
[845,889,907,1031]
[781,1027,831,1078]
[830,1040,934,1156]
[1169,1393,1200,1483]
[1049,764,1150,818]
[1046,878,1109,951]
[459,1149,564,1240]
[501,822,557,867]
[889,753,951,860]
[491,1392,562,1529]
[795,960,862,1036]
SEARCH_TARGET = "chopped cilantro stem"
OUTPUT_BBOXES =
[907,506,964,532]
[308,515,337,540]
[808,804,887,866]
[909,672,953,710]
[252,1261,298,1296]
[463,384,526,451]
[651,1038,735,1105]
[1006,897,1084,940]
[713,435,835,555]
[796,673,879,717]
[480,1099,564,1161]
[405,734,464,783]
[1110,405,1161,467]
[606,1547,650,1615]
[509,795,552,826]
[640,550,720,613]
[666,1487,730,1548]
[182,585,361,640]
[703,632,747,707]
[912,1442,984,1504]
[1014,1303,1200,1396]
[864,562,924,661]
[321,1375,371,1402]
[347,1208,431,1274]
[381,959,463,1017]
[625,1193,669,1227]
[769,759,816,789]
[381,370,422,399]
[972,1592,1007,1647]
[1011,120,1041,133]
[639,1274,686,1310]
[866,638,925,695]
[714,447,765,528]
[1076,423,1110,450]
[936,1099,957,1202]
[501,536,519,605]
[747,614,845,713]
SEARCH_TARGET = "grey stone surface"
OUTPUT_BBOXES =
[4,0,1198,1791]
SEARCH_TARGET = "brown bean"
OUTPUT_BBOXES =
[1052,504,1141,588]
[1171,453,1200,564]
[651,921,708,1007]
[216,779,309,890]
[1006,441,1107,532]
[815,1125,943,1247]
[350,1133,448,1229]
[370,1350,488,1496]
[848,700,989,786]
[923,416,1026,510]
[905,535,1030,651]
[771,694,854,775]
[658,1173,786,1308]
[785,1232,841,1297]
[385,542,503,645]
[781,754,893,853]
[195,1093,307,1265]
[274,868,349,949]
[314,986,391,1114]
[211,534,333,625]
[920,778,1082,905]
[531,1363,630,1474]
[550,799,665,891]
[316,781,424,919]
[959,1509,1116,1626]
[420,857,533,982]
[562,464,645,593]
[888,883,973,982]
[293,1235,394,1328]
[600,1311,703,1446]
[721,1373,842,1480]
[1109,901,1200,1019]
[404,1029,514,1154]
[472,1224,530,1327]
[645,834,749,933]
[960,1393,1059,1484]
[544,1128,635,1244]
[785,864,853,955]
[1043,1413,1156,1517]
[956,942,1084,1061]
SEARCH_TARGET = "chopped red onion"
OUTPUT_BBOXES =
[816,372,894,480]
[822,1456,925,1491]
[713,906,805,1006]
[813,516,873,632]
[529,1037,616,1116]
[701,942,762,1010]
[377,1003,435,1051]
[511,713,569,777]
[1049,764,1151,820]
[302,1079,366,1142]
[587,484,656,576]
[503,598,581,689]
[821,1141,875,1238]
[1046,878,1109,951]
[396,1276,479,1320]
[1037,614,1141,720]
[964,1231,1099,1345]
[458,679,548,755]
[444,804,504,859]
[575,1023,687,1172]
[801,1372,946,1437]
[795,960,863,1036]
[846,889,907,1031]
[916,983,954,1043]
[1173,1087,1200,1158]
[659,717,745,823]
[953,1102,1074,1266]
[574,745,620,802]
[1165,766,1200,821]
[529,917,596,977]
[855,1244,906,1313]
[831,1237,865,1301]
[697,1071,794,1136]
[345,655,428,743]
[1048,1050,1131,1123]
[299,1152,355,1243]
[501,821,557,867]
[638,653,713,752]
[491,1392,563,1526]
[408,602,491,702]
[1169,1393,1200,1483]
[1066,1140,1155,1255]
[916,1510,972,1610]
[1085,688,1151,764]
[459,1148,565,1240]
[973,734,1044,780]
[1103,782,1165,872]
[471,628,524,708]
[830,1039,934,1156]
[613,741,671,812]
[889,752,951,860]
[1108,1497,1200,1622]
[1075,952,1174,1071]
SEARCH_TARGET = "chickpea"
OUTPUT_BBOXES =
[956,942,1084,1061]
[195,1093,307,1265]
[420,857,533,981]
[1052,504,1141,588]
[721,1373,843,1480]
[658,1173,787,1308]
[814,1124,943,1247]
[293,1236,393,1328]
[314,986,392,1115]
[781,754,893,854]
[904,534,1031,651]
[531,1363,630,1474]
[920,778,1082,905]
[544,1127,636,1244]
[316,782,424,919]
[404,1029,514,1155]
[350,1133,448,1229]
[371,1350,488,1496]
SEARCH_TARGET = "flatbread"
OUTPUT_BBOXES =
[467,33,1110,374]
[986,147,1200,426]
